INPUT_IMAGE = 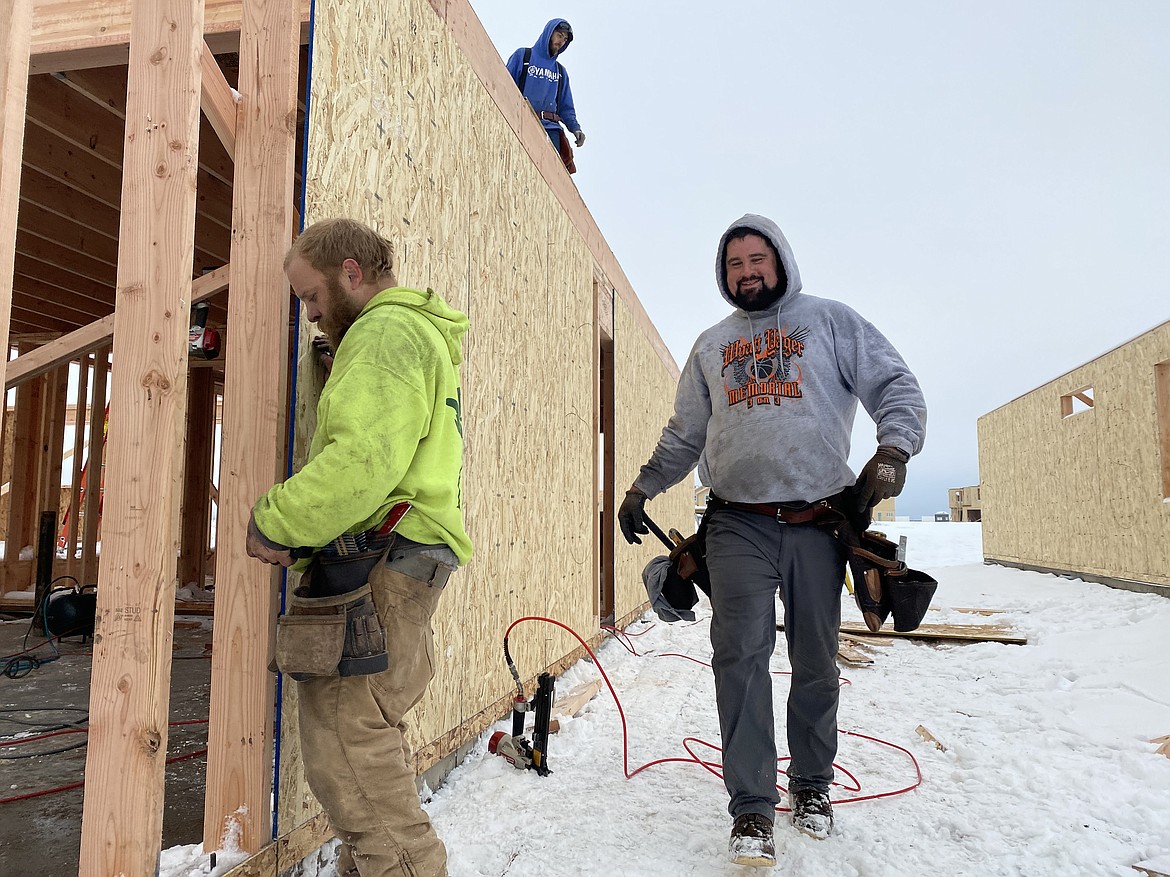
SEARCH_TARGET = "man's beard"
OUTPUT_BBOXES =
[730,276,785,312]
[319,274,364,346]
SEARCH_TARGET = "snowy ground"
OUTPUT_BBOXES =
[165,522,1170,876]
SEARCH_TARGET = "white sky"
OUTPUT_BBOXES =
[469,2,1170,517]
[165,522,1170,876]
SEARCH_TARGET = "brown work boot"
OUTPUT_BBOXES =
[729,813,776,867]
[790,788,834,839]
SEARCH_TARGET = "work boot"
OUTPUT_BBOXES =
[790,788,834,839]
[284,583,388,679]
[729,813,776,867]
[334,841,359,877]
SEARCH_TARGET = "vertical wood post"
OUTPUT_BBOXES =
[179,367,215,590]
[0,0,33,410]
[65,355,91,577]
[203,0,301,851]
[77,0,206,871]
[80,348,109,585]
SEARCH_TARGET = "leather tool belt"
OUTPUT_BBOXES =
[539,111,563,123]
[706,493,844,527]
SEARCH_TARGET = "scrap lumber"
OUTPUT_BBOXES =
[915,724,947,752]
[835,641,874,666]
[1133,856,1170,877]
[1152,735,1170,759]
[840,631,893,648]
[548,678,604,733]
[780,621,1027,645]
[839,621,1026,645]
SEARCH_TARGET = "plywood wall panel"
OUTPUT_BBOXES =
[303,0,614,753]
[613,295,694,620]
[979,321,1170,587]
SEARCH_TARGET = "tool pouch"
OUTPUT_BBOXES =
[275,550,390,680]
[846,530,938,633]
[274,587,349,681]
[665,527,711,604]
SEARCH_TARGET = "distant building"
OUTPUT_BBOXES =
[978,319,1169,597]
[934,512,950,522]
[949,485,982,522]
[872,496,896,522]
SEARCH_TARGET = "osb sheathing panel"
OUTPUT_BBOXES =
[978,321,1170,586]
[302,0,610,750]
[613,295,694,618]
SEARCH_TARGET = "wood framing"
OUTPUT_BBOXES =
[4,264,229,390]
[202,0,301,852]
[77,0,206,871]
[7,0,696,870]
[0,0,34,404]
[200,39,238,159]
[979,320,1170,590]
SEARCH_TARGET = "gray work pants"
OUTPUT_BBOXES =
[705,508,845,819]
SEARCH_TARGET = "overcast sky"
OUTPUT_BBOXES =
[474,2,1170,517]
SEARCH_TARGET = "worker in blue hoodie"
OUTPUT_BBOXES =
[506,19,585,173]
[618,214,927,867]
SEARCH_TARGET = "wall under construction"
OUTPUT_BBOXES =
[1,0,692,872]
[978,320,1170,593]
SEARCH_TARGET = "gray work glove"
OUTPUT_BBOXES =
[618,488,648,544]
[574,129,586,147]
[854,446,910,512]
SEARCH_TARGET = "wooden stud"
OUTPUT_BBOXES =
[5,351,42,589]
[65,355,91,576]
[0,0,34,425]
[203,0,301,852]
[200,41,238,159]
[179,367,215,590]
[79,347,108,586]
[77,0,206,870]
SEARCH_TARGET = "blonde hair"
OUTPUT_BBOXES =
[286,218,395,282]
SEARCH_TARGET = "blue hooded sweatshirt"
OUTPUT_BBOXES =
[506,18,581,137]
[633,214,927,505]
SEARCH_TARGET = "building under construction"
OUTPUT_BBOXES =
[0,0,692,872]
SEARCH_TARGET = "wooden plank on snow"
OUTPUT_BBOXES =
[781,621,1027,645]
[1133,856,1170,877]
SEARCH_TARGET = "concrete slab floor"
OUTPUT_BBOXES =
[0,615,215,877]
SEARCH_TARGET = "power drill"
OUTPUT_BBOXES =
[189,301,221,360]
[488,672,555,776]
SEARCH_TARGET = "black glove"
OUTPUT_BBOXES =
[617,489,649,544]
[854,446,909,512]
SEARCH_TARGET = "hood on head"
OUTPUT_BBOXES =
[715,213,802,308]
[364,287,469,365]
[536,18,572,58]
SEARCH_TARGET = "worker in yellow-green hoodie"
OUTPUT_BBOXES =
[245,218,471,877]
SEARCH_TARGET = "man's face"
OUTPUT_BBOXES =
[286,255,365,345]
[549,28,569,54]
[724,234,785,311]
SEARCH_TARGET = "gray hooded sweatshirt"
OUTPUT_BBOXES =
[633,214,927,505]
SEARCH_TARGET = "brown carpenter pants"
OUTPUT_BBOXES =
[297,563,448,877]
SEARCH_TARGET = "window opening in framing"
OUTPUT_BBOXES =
[1060,386,1094,417]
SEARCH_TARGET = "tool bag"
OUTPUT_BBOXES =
[844,528,937,633]
[641,512,711,619]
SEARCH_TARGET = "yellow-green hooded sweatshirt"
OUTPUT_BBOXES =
[252,286,473,566]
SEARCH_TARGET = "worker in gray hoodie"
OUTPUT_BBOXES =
[618,214,926,867]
